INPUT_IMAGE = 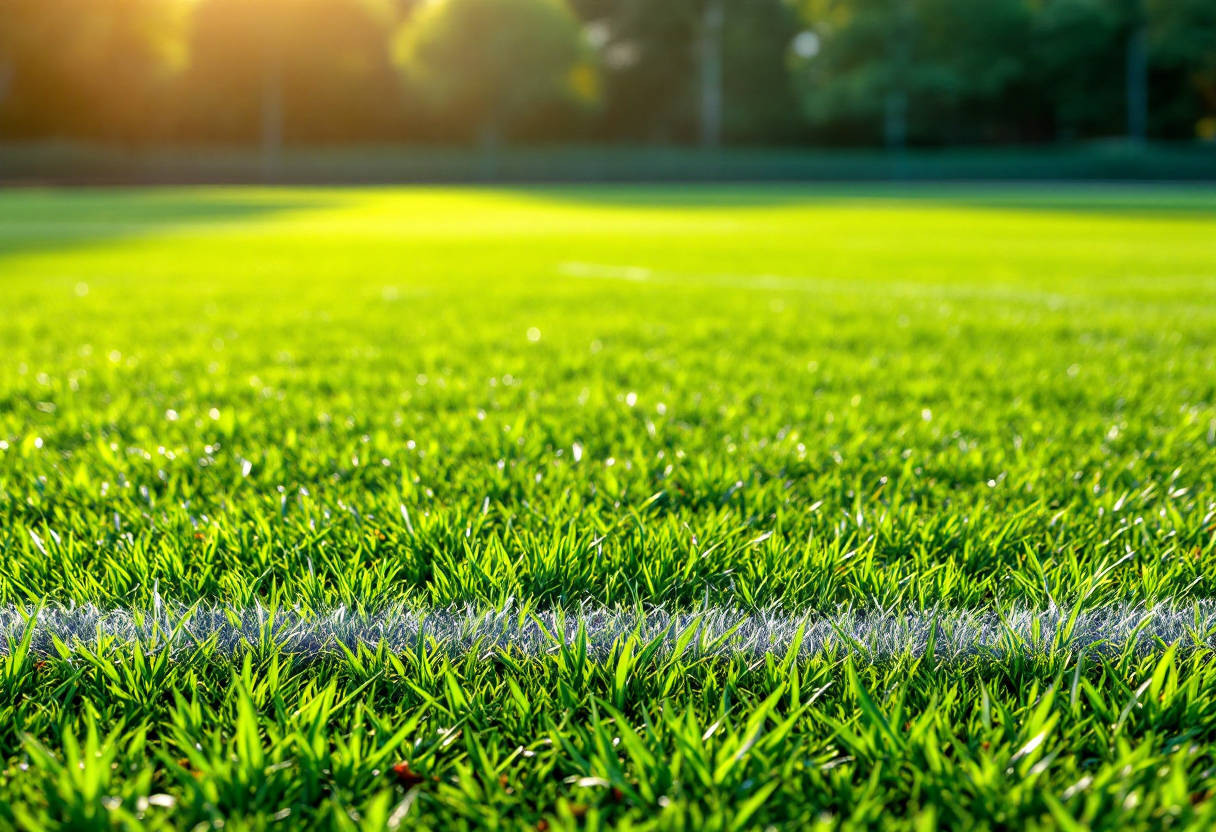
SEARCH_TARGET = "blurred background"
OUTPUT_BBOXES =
[1,0,1214,181]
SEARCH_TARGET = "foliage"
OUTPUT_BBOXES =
[174,0,405,144]
[0,0,186,141]
[1,184,1216,826]
[1148,0,1216,138]
[1028,0,1132,140]
[791,0,1216,144]
[3,0,1216,145]
[793,0,1048,143]
[573,0,807,144]
[395,0,594,142]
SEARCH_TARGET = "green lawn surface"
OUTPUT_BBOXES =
[2,184,1216,830]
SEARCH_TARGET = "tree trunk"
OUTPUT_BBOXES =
[885,0,912,152]
[1125,3,1148,144]
[0,60,11,182]
[700,0,725,148]
[262,41,283,180]
[479,120,501,182]
[885,90,907,151]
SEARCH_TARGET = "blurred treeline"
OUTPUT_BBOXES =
[0,0,1213,148]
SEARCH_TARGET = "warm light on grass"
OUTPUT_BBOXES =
[2,185,1216,827]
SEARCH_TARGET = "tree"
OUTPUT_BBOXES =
[1147,0,1216,140]
[174,0,405,152]
[395,0,595,144]
[0,0,185,142]
[574,0,701,143]
[573,0,804,145]
[790,0,1033,146]
[791,0,1215,145]
[1030,0,1133,141]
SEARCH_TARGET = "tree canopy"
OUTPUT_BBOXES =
[1,0,1213,146]
[395,0,594,142]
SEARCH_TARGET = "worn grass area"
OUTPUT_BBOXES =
[2,185,1216,829]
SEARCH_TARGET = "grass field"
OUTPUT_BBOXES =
[2,184,1216,830]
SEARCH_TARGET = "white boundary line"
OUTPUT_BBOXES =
[3,602,1216,661]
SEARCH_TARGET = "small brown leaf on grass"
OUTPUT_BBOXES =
[391,762,426,787]
[536,822,549,832]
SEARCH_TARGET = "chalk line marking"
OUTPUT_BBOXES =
[3,602,1214,661]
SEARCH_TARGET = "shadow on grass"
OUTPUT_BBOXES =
[0,189,335,261]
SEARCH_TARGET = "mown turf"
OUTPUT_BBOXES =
[2,184,1216,830]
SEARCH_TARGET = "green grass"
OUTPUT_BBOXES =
[2,184,1216,830]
